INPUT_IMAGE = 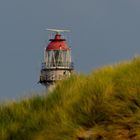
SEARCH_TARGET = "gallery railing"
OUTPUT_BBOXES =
[41,62,74,70]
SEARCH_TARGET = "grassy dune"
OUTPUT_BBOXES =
[0,57,140,140]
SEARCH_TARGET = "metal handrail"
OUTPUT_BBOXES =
[41,62,74,69]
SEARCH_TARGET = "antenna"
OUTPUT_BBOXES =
[46,28,70,34]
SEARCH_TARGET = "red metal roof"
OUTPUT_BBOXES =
[46,34,70,51]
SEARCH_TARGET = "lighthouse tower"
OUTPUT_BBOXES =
[39,29,74,88]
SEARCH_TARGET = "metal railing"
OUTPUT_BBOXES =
[41,62,74,69]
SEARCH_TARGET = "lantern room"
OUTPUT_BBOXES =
[44,33,72,69]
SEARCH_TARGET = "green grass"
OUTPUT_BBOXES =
[1,57,140,140]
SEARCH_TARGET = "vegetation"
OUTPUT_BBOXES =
[0,57,140,140]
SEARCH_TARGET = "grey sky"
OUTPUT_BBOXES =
[0,0,140,100]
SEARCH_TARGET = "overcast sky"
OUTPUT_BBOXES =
[0,0,140,100]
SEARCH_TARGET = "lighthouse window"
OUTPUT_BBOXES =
[63,71,66,75]
[54,50,63,66]
[54,51,60,60]
[46,50,71,67]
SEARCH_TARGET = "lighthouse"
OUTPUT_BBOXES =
[39,29,74,89]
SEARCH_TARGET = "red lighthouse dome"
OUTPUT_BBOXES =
[46,33,70,51]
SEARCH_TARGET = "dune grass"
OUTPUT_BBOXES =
[0,57,140,140]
